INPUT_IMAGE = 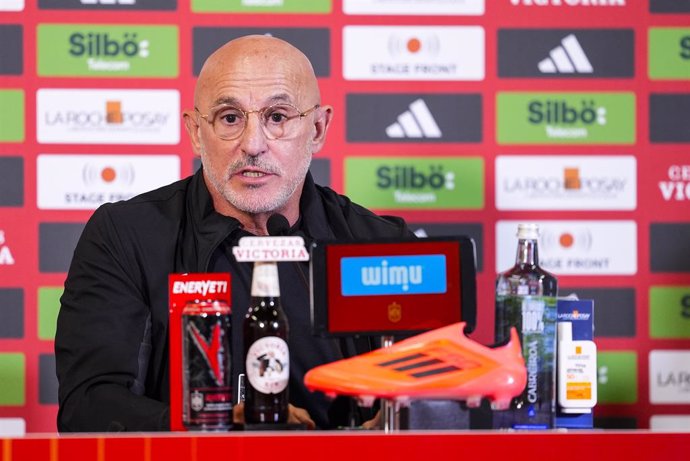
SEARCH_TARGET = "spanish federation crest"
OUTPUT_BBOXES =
[388,302,402,323]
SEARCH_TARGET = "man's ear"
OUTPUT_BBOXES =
[310,105,333,154]
[183,110,203,157]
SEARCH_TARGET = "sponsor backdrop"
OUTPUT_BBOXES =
[0,0,689,433]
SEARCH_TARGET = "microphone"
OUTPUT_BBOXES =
[266,212,311,248]
[267,213,290,236]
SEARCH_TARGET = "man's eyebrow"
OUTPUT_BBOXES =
[211,96,241,107]
[210,94,294,108]
[265,94,293,105]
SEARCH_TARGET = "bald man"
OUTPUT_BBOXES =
[55,35,412,432]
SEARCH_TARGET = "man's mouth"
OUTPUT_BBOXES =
[241,170,267,178]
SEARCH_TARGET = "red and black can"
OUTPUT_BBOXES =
[181,299,232,430]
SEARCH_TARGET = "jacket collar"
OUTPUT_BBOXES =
[185,167,334,271]
[298,171,337,241]
[183,169,241,272]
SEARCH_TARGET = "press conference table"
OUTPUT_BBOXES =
[2,430,688,461]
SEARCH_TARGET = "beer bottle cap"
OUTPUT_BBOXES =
[250,261,281,297]
[517,223,539,240]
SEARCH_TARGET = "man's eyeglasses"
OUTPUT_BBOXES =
[195,103,320,141]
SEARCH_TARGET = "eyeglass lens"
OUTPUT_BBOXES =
[212,104,302,140]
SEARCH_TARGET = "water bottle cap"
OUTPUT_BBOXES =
[558,321,573,342]
[517,223,539,240]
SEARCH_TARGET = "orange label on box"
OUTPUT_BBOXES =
[566,382,592,400]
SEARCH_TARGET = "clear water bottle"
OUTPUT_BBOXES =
[494,223,558,429]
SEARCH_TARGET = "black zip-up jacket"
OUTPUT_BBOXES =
[55,169,412,432]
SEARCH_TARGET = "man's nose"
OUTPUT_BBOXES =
[238,112,269,155]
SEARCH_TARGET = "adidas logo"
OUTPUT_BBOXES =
[538,34,593,74]
[386,99,442,139]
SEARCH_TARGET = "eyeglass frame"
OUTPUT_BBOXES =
[194,102,321,141]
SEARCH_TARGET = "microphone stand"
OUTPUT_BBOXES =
[380,335,399,433]
[268,214,402,431]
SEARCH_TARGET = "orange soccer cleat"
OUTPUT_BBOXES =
[304,322,526,410]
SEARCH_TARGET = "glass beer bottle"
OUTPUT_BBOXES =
[243,261,290,424]
[494,223,558,429]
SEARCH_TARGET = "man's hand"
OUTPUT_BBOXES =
[361,409,381,430]
[286,404,316,429]
[233,403,316,429]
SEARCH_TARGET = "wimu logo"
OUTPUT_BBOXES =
[341,254,447,296]
[361,259,423,292]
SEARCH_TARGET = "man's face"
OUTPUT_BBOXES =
[185,41,331,217]
[198,97,315,216]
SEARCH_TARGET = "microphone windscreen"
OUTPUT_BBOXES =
[267,213,290,236]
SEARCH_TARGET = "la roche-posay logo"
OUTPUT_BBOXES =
[37,24,178,77]
[649,350,690,404]
[650,415,690,431]
[496,220,637,275]
[37,89,180,144]
[37,154,180,210]
[495,155,636,210]
[343,25,484,81]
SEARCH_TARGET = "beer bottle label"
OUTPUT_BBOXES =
[245,336,289,394]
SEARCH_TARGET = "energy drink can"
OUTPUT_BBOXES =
[181,299,232,430]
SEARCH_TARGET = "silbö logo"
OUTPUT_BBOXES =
[528,99,606,140]
[69,32,149,71]
[377,164,455,204]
